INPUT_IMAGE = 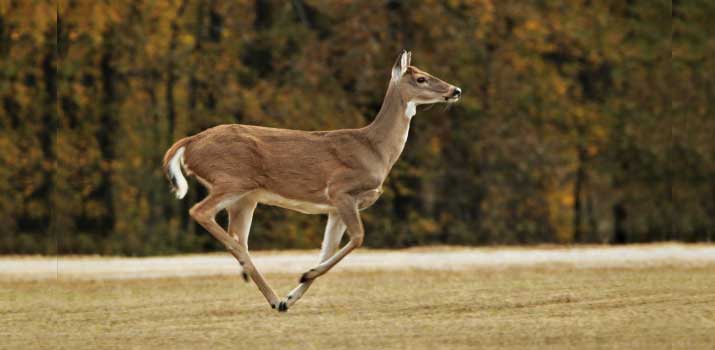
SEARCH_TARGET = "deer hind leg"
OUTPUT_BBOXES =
[299,194,364,284]
[190,191,281,309]
[227,199,258,282]
[282,212,346,310]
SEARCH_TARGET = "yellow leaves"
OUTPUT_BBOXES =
[553,77,568,96]
[57,2,125,45]
[546,184,574,243]
[84,200,107,219]
[524,19,541,32]
[412,217,440,235]
[514,17,552,53]
[0,135,19,165]
[560,192,575,207]
[509,53,529,73]
[429,137,442,156]
[179,34,195,47]
[2,1,54,44]
[472,0,496,40]
[131,156,143,169]
[240,90,268,123]
[446,0,461,8]
[10,83,31,108]
[591,125,607,143]
[587,145,599,157]
[25,200,47,219]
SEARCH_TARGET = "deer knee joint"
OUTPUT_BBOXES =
[241,263,255,274]
[352,234,364,248]
[189,207,212,225]
[189,207,202,220]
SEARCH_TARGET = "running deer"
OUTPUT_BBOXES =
[162,51,461,312]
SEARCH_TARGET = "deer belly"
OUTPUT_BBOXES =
[252,190,335,215]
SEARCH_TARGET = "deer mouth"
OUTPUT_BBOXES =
[444,95,460,102]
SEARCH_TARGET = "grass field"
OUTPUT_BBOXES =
[2,258,714,350]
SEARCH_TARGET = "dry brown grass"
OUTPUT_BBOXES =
[2,264,714,350]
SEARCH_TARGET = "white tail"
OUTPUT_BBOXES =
[168,146,188,199]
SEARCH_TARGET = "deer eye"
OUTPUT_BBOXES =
[416,77,427,83]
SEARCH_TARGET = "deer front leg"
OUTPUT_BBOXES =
[299,194,364,283]
[190,193,281,310]
[282,212,346,309]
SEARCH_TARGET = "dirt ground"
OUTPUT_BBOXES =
[1,244,714,349]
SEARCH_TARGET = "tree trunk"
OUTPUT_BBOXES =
[208,0,223,42]
[573,144,585,242]
[612,201,627,244]
[166,0,188,145]
[184,0,207,236]
[709,179,715,242]
[41,23,58,252]
[96,31,117,239]
[291,0,311,28]
[586,187,598,243]
[164,0,188,236]
[254,0,272,30]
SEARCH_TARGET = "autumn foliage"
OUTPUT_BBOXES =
[0,0,710,254]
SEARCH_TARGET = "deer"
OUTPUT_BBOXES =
[162,51,461,312]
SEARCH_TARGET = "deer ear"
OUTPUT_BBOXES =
[392,50,410,81]
[403,51,411,69]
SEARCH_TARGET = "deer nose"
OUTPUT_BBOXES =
[452,87,462,97]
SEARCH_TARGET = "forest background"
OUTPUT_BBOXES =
[1,0,710,255]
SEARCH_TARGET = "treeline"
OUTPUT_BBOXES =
[0,0,711,255]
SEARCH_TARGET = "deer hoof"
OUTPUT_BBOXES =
[241,271,249,282]
[278,301,288,312]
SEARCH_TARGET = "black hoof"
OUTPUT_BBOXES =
[241,272,249,282]
[278,301,288,312]
[271,303,276,309]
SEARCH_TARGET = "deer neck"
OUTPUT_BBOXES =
[364,83,415,168]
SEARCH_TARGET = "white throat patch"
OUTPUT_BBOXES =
[405,101,416,119]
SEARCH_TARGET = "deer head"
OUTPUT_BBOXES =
[390,50,462,105]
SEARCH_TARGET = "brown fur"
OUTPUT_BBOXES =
[181,124,381,204]
[162,68,456,205]
[161,51,460,311]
